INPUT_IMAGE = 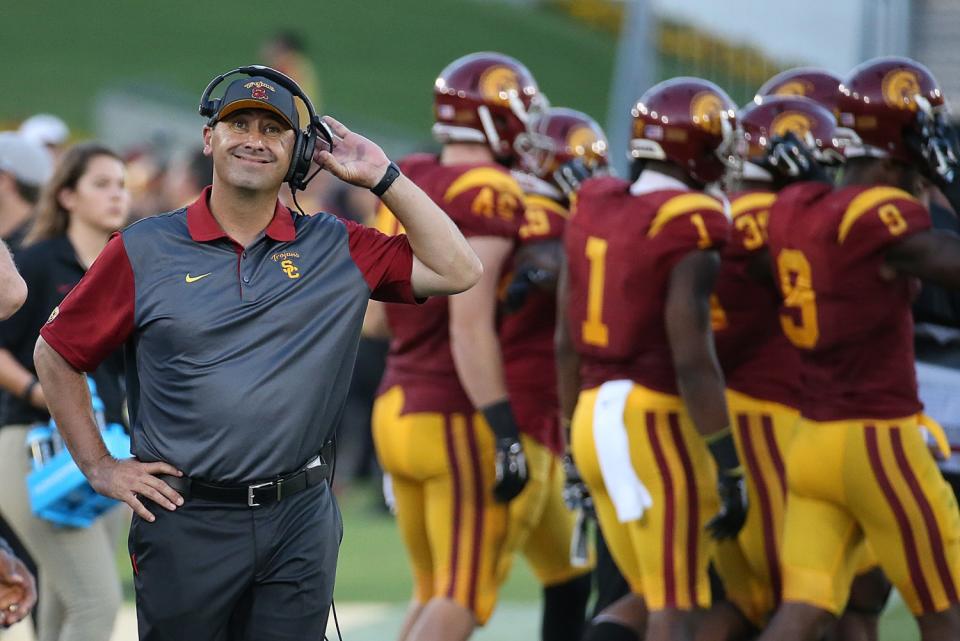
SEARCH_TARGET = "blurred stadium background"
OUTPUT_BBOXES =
[2,0,958,639]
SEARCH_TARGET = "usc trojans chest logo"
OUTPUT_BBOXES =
[280,259,300,279]
[881,70,921,112]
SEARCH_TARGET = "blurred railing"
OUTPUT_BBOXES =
[546,0,793,104]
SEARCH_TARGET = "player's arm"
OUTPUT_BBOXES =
[885,228,960,288]
[449,236,527,503]
[665,249,746,539]
[0,241,26,320]
[665,250,729,440]
[315,116,481,298]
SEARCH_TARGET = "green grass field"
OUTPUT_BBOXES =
[110,481,920,639]
[3,1,615,139]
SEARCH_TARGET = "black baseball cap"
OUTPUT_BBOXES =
[211,76,299,129]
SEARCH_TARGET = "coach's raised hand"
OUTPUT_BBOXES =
[313,115,390,189]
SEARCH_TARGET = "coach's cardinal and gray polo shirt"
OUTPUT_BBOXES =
[41,186,419,483]
[40,187,421,639]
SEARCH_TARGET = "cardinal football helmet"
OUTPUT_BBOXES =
[433,52,542,162]
[514,106,609,195]
[630,77,738,185]
[838,56,947,163]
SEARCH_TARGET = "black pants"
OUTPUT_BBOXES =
[129,481,342,641]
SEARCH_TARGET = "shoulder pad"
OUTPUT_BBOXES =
[648,193,724,238]
[730,191,777,218]
[443,166,524,203]
[838,186,918,243]
[525,193,569,219]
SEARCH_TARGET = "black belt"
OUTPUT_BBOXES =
[159,442,334,508]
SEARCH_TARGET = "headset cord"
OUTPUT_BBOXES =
[290,167,325,216]
[324,431,342,641]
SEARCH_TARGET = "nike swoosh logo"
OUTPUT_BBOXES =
[185,273,212,283]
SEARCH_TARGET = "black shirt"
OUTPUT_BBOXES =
[0,235,125,427]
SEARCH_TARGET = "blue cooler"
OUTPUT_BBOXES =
[25,378,131,528]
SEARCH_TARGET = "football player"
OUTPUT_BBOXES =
[700,95,848,641]
[370,52,537,641]
[758,57,960,641]
[496,106,610,641]
[557,77,745,641]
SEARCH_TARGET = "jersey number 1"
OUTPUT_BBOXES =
[582,236,610,347]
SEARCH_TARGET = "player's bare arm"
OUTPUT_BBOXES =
[884,228,960,288]
[0,241,26,320]
[666,248,747,539]
[450,236,528,502]
[665,250,729,438]
[33,337,184,522]
[316,116,481,298]
[449,237,514,408]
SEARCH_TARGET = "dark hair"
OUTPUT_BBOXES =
[24,142,121,246]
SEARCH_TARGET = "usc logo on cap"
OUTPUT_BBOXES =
[690,91,724,135]
[881,69,921,112]
[244,80,276,101]
[771,111,813,140]
[479,66,520,106]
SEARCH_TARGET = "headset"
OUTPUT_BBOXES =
[198,65,334,193]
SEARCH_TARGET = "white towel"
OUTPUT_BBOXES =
[593,380,654,523]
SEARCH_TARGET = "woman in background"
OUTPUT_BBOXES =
[0,142,129,641]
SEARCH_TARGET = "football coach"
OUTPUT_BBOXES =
[33,66,481,640]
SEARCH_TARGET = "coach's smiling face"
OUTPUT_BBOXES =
[204,109,295,192]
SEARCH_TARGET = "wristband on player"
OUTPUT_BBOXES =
[705,428,743,477]
[481,399,521,441]
[370,161,401,197]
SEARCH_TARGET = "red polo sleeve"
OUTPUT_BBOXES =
[343,218,420,304]
[39,233,135,372]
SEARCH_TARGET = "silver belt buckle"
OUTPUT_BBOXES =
[247,480,274,507]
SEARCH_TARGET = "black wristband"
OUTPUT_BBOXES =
[706,430,742,477]
[370,161,401,197]
[481,400,520,441]
[21,378,38,402]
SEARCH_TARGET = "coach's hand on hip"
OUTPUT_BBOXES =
[87,456,184,522]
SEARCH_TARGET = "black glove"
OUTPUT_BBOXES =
[482,400,529,503]
[905,106,960,212]
[705,429,748,540]
[562,453,594,518]
[553,158,594,196]
[503,266,556,314]
[767,132,829,187]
